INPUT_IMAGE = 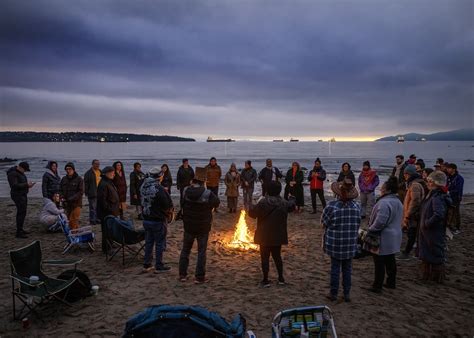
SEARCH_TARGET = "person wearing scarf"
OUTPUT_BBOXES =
[358,161,379,219]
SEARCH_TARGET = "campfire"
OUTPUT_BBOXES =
[227,210,258,251]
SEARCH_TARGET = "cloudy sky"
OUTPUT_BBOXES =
[0,0,473,140]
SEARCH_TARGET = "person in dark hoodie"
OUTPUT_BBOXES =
[84,159,101,225]
[42,161,61,199]
[7,162,35,238]
[140,167,174,273]
[259,159,283,197]
[130,162,145,220]
[240,160,258,211]
[308,158,327,214]
[97,166,120,253]
[179,167,220,284]
[249,180,296,287]
[176,159,195,207]
[112,161,127,219]
[60,162,84,229]
[337,162,356,186]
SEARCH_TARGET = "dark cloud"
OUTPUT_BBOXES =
[0,0,473,139]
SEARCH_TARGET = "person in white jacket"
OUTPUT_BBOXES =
[39,192,68,232]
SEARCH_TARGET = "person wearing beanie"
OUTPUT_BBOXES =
[7,161,35,238]
[418,171,451,282]
[446,163,464,234]
[42,160,61,200]
[249,181,296,287]
[97,166,120,253]
[358,161,379,219]
[60,162,84,229]
[308,158,327,214]
[398,164,428,260]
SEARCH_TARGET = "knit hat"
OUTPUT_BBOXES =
[427,171,447,187]
[194,167,207,182]
[363,160,371,168]
[149,167,164,178]
[19,161,30,172]
[64,162,75,171]
[404,164,417,176]
[102,166,115,174]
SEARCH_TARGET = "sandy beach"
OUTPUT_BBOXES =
[0,195,473,337]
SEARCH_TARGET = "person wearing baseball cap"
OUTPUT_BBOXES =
[6,161,35,238]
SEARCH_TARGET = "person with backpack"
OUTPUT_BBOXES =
[249,181,296,287]
[84,159,101,225]
[179,167,220,284]
[398,164,428,260]
[308,158,327,214]
[140,168,174,273]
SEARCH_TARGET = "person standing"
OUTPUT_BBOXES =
[97,166,120,253]
[366,177,403,293]
[419,171,451,282]
[130,162,145,220]
[112,161,127,219]
[179,167,220,283]
[42,161,61,199]
[337,162,356,186]
[240,160,257,211]
[415,159,426,174]
[176,159,195,207]
[391,155,407,201]
[7,162,35,238]
[60,162,84,229]
[259,159,282,196]
[160,164,173,194]
[398,164,427,260]
[308,158,327,214]
[358,161,379,219]
[205,157,222,207]
[407,154,417,165]
[284,162,304,211]
[321,178,360,302]
[446,163,464,234]
[249,181,296,287]
[84,159,101,225]
[140,168,174,273]
[224,163,240,213]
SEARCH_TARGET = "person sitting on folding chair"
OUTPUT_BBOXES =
[140,168,173,273]
[39,192,68,232]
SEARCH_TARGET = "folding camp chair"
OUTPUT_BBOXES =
[9,240,83,321]
[104,215,145,266]
[123,305,255,338]
[59,214,95,254]
[272,306,337,338]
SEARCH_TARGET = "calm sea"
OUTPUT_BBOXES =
[0,141,472,198]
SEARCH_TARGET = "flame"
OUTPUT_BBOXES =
[227,210,258,250]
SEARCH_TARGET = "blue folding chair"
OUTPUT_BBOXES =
[60,214,95,254]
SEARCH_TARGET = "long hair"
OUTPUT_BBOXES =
[161,164,172,180]
[112,161,125,176]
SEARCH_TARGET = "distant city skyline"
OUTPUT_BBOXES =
[1,1,473,140]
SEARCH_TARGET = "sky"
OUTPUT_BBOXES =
[0,0,473,141]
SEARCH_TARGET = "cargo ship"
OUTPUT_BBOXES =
[290,138,299,142]
[273,139,284,142]
[206,137,235,142]
[397,135,405,143]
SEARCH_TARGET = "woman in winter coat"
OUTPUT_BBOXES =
[42,161,61,199]
[112,161,127,219]
[337,162,356,186]
[284,162,304,211]
[225,163,241,213]
[130,162,146,219]
[366,177,403,293]
[358,161,380,219]
[160,164,173,194]
[39,192,67,232]
[418,171,451,282]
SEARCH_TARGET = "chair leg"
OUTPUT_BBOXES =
[88,242,95,252]
[62,243,72,255]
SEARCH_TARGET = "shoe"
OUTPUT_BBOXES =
[260,280,271,288]
[325,294,337,301]
[366,287,382,294]
[344,295,351,303]
[142,266,154,273]
[194,277,210,284]
[383,284,396,289]
[154,265,171,273]
[452,229,461,235]
[179,275,188,282]
[277,279,286,286]
[15,232,28,239]
[396,253,411,261]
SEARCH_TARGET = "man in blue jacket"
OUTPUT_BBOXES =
[446,163,464,234]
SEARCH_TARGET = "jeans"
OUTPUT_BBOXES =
[404,220,419,254]
[330,258,352,297]
[143,220,167,269]
[88,197,98,224]
[360,191,375,217]
[12,195,27,234]
[310,189,326,211]
[242,188,254,210]
[373,254,397,289]
[179,231,209,278]
[260,245,284,281]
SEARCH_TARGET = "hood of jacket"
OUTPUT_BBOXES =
[185,185,206,201]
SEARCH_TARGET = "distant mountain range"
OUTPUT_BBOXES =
[0,131,195,142]
[375,128,474,141]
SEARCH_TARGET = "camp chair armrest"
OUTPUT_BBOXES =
[70,226,93,235]
[10,274,46,288]
[43,258,83,266]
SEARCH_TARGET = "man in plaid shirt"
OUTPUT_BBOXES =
[321,178,361,302]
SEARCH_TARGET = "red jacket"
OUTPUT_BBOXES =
[308,167,326,190]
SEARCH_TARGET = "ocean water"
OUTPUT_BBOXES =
[0,141,472,198]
